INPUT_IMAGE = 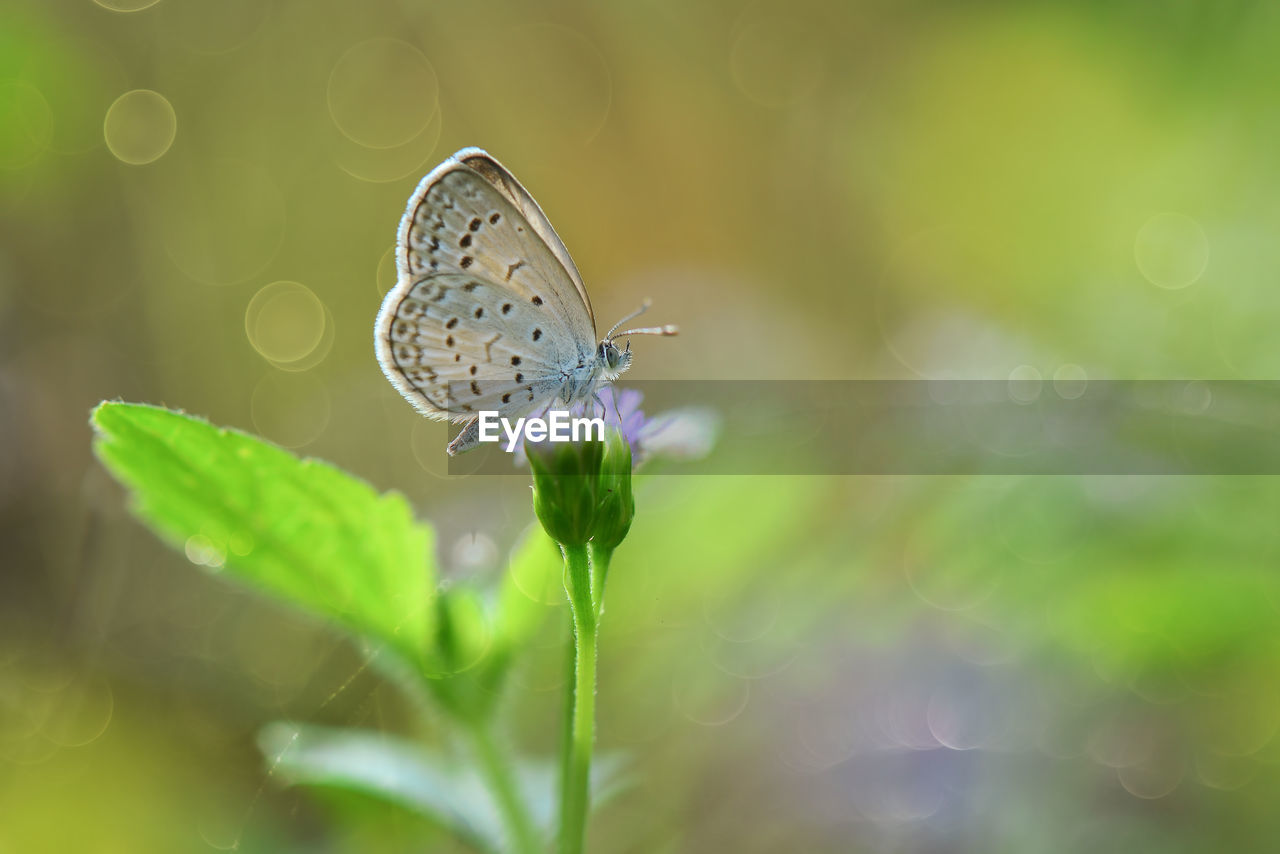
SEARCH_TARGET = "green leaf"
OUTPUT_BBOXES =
[90,401,435,675]
[259,723,629,854]
[429,586,494,678]
[422,530,564,723]
[496,525,565,652]
[260,722,509,854]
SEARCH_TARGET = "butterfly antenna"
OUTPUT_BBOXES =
[605,299,652,340]
[618,324,679,337]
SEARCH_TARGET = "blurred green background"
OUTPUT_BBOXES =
[5,0,1280,851]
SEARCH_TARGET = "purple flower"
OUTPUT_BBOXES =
[515,387,718,469]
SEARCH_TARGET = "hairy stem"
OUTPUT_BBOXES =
[557,609,575,841]
[558,543,597,854]
[589,545,613,621]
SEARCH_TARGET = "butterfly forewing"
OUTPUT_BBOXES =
[396,155,594,344]
[454,149,594,329]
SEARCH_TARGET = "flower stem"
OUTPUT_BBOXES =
[588,545,613,620]
[558,543,597,854]
[557,609,575,834]
[469,721,541,854]
[561,617,597,854]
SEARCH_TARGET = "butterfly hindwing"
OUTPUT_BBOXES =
[377,273,583,421]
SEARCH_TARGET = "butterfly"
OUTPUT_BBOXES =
[375,148,677,455]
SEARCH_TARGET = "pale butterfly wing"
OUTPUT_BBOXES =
[381,273,579,418]
[395,149,594,341]
[376,149,597,424]
[451,148,594,330]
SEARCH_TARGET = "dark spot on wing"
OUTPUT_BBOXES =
[460,256,473,269]
[446,335,455,347]
[501,303,512,315]
[445,317,458,329]
[501,392,511,403]
[510,356,521,366]
[459,233,472,248]
[532,328,542,341]
[469,365,477,375]
[531,295,543,306]
[470,218,482,231]
[474,307,484,319]
[489,213,501,224]
[470,380,482,396]
[463,280,478,291]
[515,372,524,383]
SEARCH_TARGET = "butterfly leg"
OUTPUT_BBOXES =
[446,416,482,456]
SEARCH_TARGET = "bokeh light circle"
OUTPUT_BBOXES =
[1008,364,1042,403]
[40,675,114,747]
[250,371,332,448]
[376,245,397,295]
[1053,363,1088,399]
[1175,380,1212,415]
[161,0,269,55]
[158,158,286,285]
[103,89,177,165]
[1134,213,1209,290]
[926,686,992,750]
[92,0,162,11]
[729,15,822,108]
[327,39,439,149]
[329,102,441,184]
[508,532,563,606]
[1195,750,1259,791]
[0,81,53,170]
[672,661,750,726]
[410,419,485,479]
[903,515,1001,612]
[450,532,498,573]
[195,796,245,851]
[1117,752,1185,800]
[184,534,225,569]
[245,282,327,365]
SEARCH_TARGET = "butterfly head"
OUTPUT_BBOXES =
[597,300,679,382]
[597,339,632,381]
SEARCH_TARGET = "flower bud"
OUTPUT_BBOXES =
[591,429,634,552]
[527,437,605,548]
[526,428,633,552]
